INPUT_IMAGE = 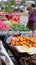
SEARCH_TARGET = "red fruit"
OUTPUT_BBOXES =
[0,20,10,30]
[0,25,2,29]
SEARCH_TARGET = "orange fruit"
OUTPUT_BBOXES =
[33,44,36,48]
[19,42,23,46]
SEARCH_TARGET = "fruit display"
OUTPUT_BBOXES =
[4,20,12,26]
[9,12,20,23]
[4,20,18,27]
[0,12,8,16]
[0,16,18,26]
[0,20,11,30]
[7,36,36,48]
[0,16,7,21]
[11,24,29,32]
[9,20,18,25]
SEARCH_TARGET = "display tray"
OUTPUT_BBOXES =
[15,46,36,55]
[6,35,36,55]
[7,42,36,55]
[7,43,36,65]
[0,30,31,36]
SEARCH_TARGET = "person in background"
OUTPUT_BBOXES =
[27,4,35,15]
[27,4,36,37]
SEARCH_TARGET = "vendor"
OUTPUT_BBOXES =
[27,4,36,37]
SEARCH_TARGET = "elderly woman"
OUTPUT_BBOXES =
[27,4,36,37]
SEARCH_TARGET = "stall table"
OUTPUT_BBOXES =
[7,44,36,65]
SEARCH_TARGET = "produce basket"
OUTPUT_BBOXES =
[6,36,36,65]
[7,42,36,65]
[6,36,36,55]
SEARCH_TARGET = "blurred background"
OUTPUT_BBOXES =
[0,0,35,13]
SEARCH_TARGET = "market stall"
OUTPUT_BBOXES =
[0,11,36,65]
[6,36,36,65]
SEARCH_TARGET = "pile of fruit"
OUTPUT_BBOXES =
[11,24,29,32]
[9,12,20,23]
[0,20,10,30]
[4,20,18,27]
[4,20,12,26]
[0,16,7,21]
[9,20,18,25]
[7,36,36,48]
[0,12,8,16]
[0,17,18,26]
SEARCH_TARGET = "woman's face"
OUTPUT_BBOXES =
[30,6,34,11]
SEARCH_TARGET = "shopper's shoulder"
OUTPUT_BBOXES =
[33,9,36,16]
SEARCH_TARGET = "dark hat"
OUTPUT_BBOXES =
[31,4,36,7]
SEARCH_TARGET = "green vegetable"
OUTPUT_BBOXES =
[4,21,12,25]
[11,24,29,32]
